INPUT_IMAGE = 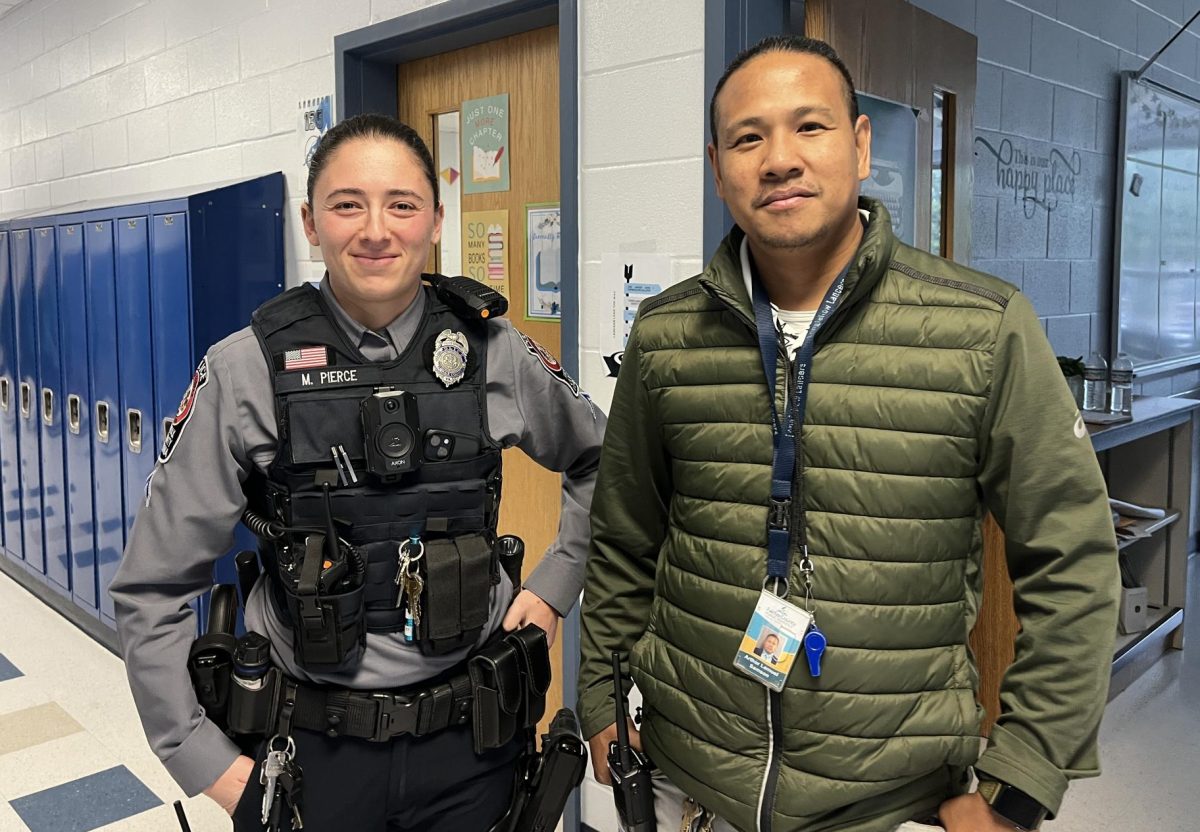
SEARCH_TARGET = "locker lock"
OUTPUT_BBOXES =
[127,408,143,454]
[20,382,31,419]
[41,388,54,426]
[68,394,82,435]
[96,401,110,444]
[0,377,9,412]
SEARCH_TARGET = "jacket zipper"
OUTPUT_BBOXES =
[704,280,795,832]
[756,687,784,831]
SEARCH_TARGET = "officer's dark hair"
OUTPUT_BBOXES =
[305,113,440,208]
[709,35,860,146]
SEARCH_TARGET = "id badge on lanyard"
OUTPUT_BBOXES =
[731,264,847,690]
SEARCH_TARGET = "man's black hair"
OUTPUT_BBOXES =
[709,35,860,145]
[306,113,440,207]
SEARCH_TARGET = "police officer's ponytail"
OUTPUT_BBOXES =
[305,113,441,208]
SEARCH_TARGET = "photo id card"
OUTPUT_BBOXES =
[733,590,813,692]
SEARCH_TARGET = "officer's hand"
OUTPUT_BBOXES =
[502,589,560,646]
[204,754,256,817]
[587,720,642,785]
[937,793,1020,831]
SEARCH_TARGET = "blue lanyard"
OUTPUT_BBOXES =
[750,267,847,584]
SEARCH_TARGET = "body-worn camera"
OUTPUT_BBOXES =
[361,389,421,481]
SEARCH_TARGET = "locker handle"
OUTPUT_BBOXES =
[96,401,111,443]
[68,394,82,434]
[42,388,54,426]
[163,417,173,441]
[128,408,143,454]
[20,382,32,419]
[0,377,8,412]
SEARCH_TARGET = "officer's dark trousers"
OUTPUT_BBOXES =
[232,721,522,831]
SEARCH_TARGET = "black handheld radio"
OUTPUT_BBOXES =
[425,273,508,322]
[607,652,656,832]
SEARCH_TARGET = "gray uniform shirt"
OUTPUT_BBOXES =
[111,279,606,796]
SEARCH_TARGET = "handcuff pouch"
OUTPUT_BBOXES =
[416,534,495,655]
[467,624,550,754]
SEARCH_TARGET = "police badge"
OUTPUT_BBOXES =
[432,329,469,387]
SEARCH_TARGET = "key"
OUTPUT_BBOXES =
[276,757,304,830]
[394,547,411,607]
[260,749,287,825]
[404,567,424,630]
[680,798,703,832]
[804,623,827,677]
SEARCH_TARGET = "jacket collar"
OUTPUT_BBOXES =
[699,196,898,333]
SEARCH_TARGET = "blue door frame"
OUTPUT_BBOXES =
[703,0,793,258]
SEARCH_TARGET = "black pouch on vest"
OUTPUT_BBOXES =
[468,635,525,753]
[282,535,367,668]
[418,534,495,656]
[506,624,551,729]
[467,625,550,754]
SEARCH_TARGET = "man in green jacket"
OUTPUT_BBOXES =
[578,35,1119,832]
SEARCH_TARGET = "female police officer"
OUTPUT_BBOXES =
[110,113,605,830]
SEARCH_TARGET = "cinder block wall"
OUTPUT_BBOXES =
[910,0,1200,395]
[0,0,711,411]
[0,0,449,290]
[4,0,1197,398]
[576,0,707,407]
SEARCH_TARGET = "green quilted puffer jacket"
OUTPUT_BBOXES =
[579,199,1119,832]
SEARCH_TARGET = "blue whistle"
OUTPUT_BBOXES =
[804,624,827,677]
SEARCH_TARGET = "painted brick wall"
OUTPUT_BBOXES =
[0,0,449,290]
[909,0,1200,395]
[0,0,708,408]
[575,0,707,406]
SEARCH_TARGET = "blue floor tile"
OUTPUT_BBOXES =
[0,652,22,682]
[10,765,162,832]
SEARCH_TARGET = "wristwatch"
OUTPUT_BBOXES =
[976,778,1049,831]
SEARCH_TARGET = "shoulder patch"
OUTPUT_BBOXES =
[517,331,597,418]
[158,357,210,464]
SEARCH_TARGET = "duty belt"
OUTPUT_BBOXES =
[287,672,474,742]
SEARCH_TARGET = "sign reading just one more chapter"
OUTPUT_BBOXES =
[461,94,510,194]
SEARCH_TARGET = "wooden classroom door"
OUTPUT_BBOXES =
[396,25,566,722]
[805,0,977,261]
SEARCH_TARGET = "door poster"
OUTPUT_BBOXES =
[462,210,510,299]
[461,94,510,194]
[599,252,669,378]
[526,203,561,320]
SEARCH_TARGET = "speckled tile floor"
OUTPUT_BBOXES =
[1048,556,1200,832]
[3,555,1198,832]
[0,569,228,832]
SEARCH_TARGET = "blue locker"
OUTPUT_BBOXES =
[3,174,284,637]
[10,224,43,577]
[33,224,69,593]
[180,177,285,598]
[58,217,98,613]
[115,213,156,542]
[0,226,21,564]
[87,218,125,626]
[150,208,192,460]
[148,206,207,629]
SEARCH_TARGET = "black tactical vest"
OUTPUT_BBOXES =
[246,283,502,651]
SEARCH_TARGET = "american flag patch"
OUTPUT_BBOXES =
[284,346,328,370]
